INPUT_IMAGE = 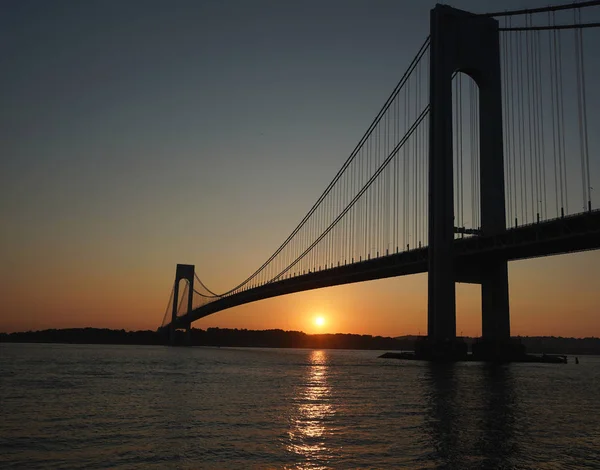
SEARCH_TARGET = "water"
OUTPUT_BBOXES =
[1,344,599,469]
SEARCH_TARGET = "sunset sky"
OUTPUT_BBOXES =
[1,0,599,337]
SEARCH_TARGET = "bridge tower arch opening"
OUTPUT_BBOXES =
[451,71,481,237]
[170,264,195,344]
[428,4,510,354]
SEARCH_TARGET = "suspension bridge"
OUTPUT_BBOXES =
[159,2,600,358]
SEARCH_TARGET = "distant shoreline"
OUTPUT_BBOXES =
[1,328,599,355]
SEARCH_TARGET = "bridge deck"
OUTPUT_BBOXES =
[169,210,600,329]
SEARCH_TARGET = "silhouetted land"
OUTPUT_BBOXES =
[1,328,600,355]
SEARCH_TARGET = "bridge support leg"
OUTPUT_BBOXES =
[426,4,459,355]
[473,258,525,360]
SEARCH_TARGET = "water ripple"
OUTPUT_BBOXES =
[1,344,599,468]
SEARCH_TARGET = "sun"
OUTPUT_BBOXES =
[314,316,326,327]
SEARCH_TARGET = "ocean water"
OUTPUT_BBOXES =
[1,344,599,469]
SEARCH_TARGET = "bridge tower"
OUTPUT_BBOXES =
[170,264,195,345]
[427,5,510,357]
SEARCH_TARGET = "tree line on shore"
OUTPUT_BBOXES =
[1,327,600,354]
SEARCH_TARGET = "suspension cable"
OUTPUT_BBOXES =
[272,107,430,281]
[556,14,568,216]
[500,23,600,31]
[581,12,592,211]
[482,0,600,18]
[191,37,431,296]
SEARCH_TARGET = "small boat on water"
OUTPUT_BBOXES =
[540,354,568,364]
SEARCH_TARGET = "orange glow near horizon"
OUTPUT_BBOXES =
[1,252,599,339]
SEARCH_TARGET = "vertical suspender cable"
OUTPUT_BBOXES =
[534,18,541,221]
[549,13,560,218]
[404,82,408,249]
[580,14,590,211]
[422,72,426,245]
[510,19,518,225]
[454,76,458,235]
[555,12,567,215]
[574,7,586,212]
[350,157,354,261]
[471,79,476,229]
[502,26,512,228]
[575,7,591,211]
[459,74,464,235]
[382,113,385,253]
[394,94,398,251]
[414,63,419,245]
[387,98,391,253]
[418,71,422,246]
[580,9,591,211]
[376,117,380,256]
[535,29,547,220]
[517,30,527,223]
[525,15,536,221]
[476,80,480,228]
[365,127,370,257]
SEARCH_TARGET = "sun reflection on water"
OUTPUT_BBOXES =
[286,350,336,469]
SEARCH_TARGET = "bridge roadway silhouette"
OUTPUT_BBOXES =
[172,210,600,330]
